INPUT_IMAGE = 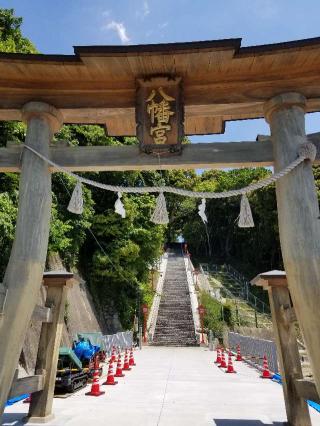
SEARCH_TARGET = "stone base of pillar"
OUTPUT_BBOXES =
[24,413,55,424]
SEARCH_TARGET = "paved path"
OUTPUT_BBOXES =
[3,347,320,426]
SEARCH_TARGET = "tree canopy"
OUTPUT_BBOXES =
[0,8,36,53]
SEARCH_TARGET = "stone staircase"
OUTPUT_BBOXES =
[152,250,198,346]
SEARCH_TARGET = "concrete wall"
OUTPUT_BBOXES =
[234,326,274,341]
[60,273,103,347]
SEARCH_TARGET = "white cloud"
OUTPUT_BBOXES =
[143,1,150,17]
[104,20,130,44]
[136,1,150,19]
[158,22,168,29]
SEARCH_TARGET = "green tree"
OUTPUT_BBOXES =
[0,8,37,53]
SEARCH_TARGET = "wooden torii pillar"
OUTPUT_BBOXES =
[0,102,62,416]
[252,270,318,426]
[28,271,75,423]
[264,93,320,398]
[5,271,76,423]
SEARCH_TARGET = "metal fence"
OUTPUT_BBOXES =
[102,331,133,355]
[228,331,278,373]
[202,263,270,314]
[77,331,133,355]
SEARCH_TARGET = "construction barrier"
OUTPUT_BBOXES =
[103,331,133,354]
[76,332,107,351]
[228,332,278,373]
[76,331,133,357]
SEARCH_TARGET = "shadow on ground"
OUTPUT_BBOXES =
[214,420,285,426]
[2,412,26,425]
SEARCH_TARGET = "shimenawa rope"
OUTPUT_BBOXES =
[23,142,317,226]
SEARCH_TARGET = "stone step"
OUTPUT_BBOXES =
[156,318,194,323]
[157,312,193,316]
[156,319,194,323]
[152,335,197,341]
[153,334,195,342]
[155,328,195,332]
[159,303,192,306]
[154,334,196,340]
[158,307,193,312]
[156,326,194,330]
[160,296,190,299]
[157,314,193,319]
[158,307,191,313]
[151,340,198,346]
[158,306,193,310]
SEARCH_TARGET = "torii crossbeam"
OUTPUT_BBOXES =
[1,134,320,172]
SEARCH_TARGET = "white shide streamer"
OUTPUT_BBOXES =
[114,192,126,218]
[150,192,169,225]
[67,180,83,214]
[198,198,208,224]
[238,194,254,228]
[24,142,316,227]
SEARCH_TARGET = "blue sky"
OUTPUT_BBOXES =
[3,0,320,139]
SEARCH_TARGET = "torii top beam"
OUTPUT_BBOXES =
[2,37,320,136]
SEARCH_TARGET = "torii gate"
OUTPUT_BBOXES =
[0,37,320,422]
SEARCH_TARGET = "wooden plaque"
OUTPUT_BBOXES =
[136,76,184,155]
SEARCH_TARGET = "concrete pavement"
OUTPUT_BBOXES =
[3,346,320,426]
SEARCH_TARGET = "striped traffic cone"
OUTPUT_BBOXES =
[129,347,136,366]
[86,357,105,396]
[226,351,237,373]
[219,349,227,368]
[123,349,131,371]
[110,346,116,363]
[115,353,125,378]
[214,348,221,364]
[103,361,118,386]
[261,354,272,379]
[235,344,243,361]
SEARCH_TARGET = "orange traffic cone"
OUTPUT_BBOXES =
[129,347,136,366]
[214,348,221,364]
[86,357,105,396]
[226,350,237,373]
[115,354,125,377]
[123,349,131,371]
[235,344,243,361]
[110,346,116,363]
[219,349,227,368]
[261,354,272,379]
[103,362,118,386]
